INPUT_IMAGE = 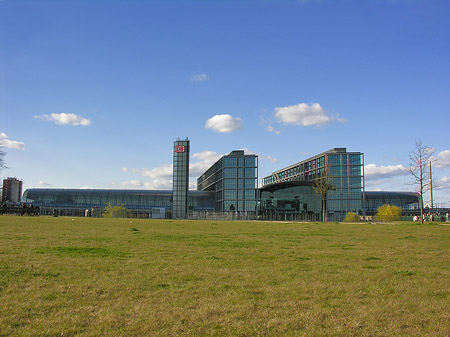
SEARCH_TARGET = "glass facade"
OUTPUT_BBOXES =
[197,150,258,213]
[172,138,190,218]
[22,189,214,217]
[262,148,364,220]
[259,182,322,221]
[364,191,419,215]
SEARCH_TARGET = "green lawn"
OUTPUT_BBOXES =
[0,216,449,336]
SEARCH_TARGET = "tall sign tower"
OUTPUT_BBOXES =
[172,138,190,218]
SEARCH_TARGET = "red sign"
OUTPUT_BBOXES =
[175,145,185,153]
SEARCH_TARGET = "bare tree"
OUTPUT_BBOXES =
[313,166,335,222]
[406,140,435,224]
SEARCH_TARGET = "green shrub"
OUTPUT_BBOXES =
[376,204,402,222]
[103,204,131,218]
[344,212,360,222]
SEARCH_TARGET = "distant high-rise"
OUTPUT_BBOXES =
[172,138,190,218]
[2,177,23,204]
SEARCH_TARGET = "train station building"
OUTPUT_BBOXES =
[21,139,421,220]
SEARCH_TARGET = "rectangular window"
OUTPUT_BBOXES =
[349,154,361,165]
[224,179,236,189]
[245,167,256,178]
[342,166,348,176]
[224,201,236,211]
[330,166,341,176]
[224,168,236,178]
[245,200,256,211]
[328,155,340,165]
[237,168,243,177]
[224,190,236,200]
[349,177,361,188]
[237,179,244,188]
[245,156,256,167]
[237,157,243,167]
[349,166,361,176]
[224,157,237,167]
[349,189,362,199]
[245,190,256,199]
[332,178,341,188]
[237,190,243,199]
[245,179,256,188]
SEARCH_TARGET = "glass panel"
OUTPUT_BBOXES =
[237,179,243,188]
[349,166,361,176]
[224,179,236,189]
[349,177,361,188]
[342,166,348,176]
[328,155,340,165]
[245,179,256,188]
[237,190,243,199]
[224,157,237,167]
[224,190,236,200]
[349,154,361,165]
[330,166,341,176]
[224,168,236,178]
[244,200,256,211]
[245,190,256,199]
[245,168,256,178]
[244,156,256,167]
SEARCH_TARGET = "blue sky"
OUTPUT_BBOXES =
[1,0,450,205]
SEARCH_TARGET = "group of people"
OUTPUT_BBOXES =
[413,213,450,222]
[0,202,40,216]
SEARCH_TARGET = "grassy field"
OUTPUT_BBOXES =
[0,216,449,336]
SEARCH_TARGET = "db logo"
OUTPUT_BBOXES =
[175,145,185,153]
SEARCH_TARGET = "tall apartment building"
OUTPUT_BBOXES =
[2,177,23,204]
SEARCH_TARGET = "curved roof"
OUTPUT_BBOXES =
[22,188,214,210]
[365,191,419,201]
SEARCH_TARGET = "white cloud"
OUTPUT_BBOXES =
[267,125,281,135]
[140,164,173,180]
[143,180,172,190]
[364,164,408,180]
[205,114,243,133]
[0,132,25,150]
[436,176,450,190]
[120,180,144,188]
[35,113,91,126]
[121,167,128,173]
[191,150,223,175]
[435,150,450,169]
[191,72,209,82]
[38,181,51,187]
[260,155,278,163]
[274,102,346,127]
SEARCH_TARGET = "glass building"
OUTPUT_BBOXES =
[172,138,190,218]
[22,189,214,218]
[262,148,364,221]
[259,181,322,221]
[364,191,419,215]
[197,150,258,214]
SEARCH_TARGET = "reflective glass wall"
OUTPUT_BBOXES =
[197,150,258,213]
[172,138,190,218]
[262,148,364,220]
